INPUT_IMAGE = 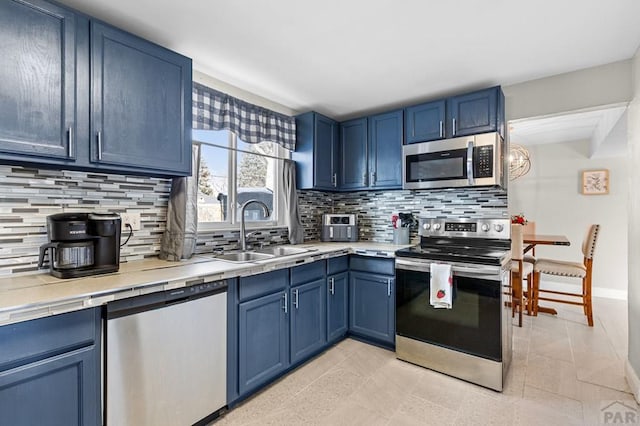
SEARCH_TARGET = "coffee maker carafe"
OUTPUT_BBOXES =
[38,213,121,279]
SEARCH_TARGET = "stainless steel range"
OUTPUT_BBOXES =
[394,217,512,391]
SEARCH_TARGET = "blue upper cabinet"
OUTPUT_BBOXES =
[339,118,368,190]
[448,86,503,138]
[0,0,78,163]
[368,109,403,189]
[0,0,192,177]
[91,22,192,176]
[405,100,446,144]
[293,112,339,190]
[404,86,504,144]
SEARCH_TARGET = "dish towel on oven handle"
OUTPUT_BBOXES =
[430,263,453,309]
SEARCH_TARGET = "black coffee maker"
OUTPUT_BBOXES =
[38,213,121,279]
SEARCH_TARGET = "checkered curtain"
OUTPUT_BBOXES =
[192,82,296,150]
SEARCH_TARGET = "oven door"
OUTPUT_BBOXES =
[395,257,506,361]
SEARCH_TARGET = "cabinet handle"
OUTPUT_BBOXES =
[332,173,337,187]
[439,120,444,138]
[387,278,391,297]
[452,118,457,136]
[329,277,335,295]
[370,172,376,185]
[67,127,73,158]
[97,131,103,161]
[283,292,288,313]
[294,289,299,309]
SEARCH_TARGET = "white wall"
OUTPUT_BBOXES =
[503,60,633,121]
[627,48,640,400]
[509,139,628,298]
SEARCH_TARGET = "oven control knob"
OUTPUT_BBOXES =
[494,224,504,232]
[423,223,431,230]
[481,223,490,232]
[433,223,441,230]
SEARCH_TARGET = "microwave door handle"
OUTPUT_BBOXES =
[466,140,474,185]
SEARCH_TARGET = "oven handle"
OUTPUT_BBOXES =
[395,258,500,279]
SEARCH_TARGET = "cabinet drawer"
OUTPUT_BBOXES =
[327,256,348,275]
[349,256,395,276]
[291,261,325,287]
[0,308,98,372]
[239,269,289,302]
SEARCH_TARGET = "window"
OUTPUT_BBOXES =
[194,129,288,229]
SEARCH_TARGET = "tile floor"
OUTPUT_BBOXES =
[216,297,638,425]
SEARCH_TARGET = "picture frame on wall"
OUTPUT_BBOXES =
[582,169,609,195]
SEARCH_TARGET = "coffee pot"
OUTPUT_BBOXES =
[38,213,121,279]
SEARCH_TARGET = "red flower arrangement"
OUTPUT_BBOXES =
[511,214,528,225]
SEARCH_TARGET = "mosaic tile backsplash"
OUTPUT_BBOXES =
[298,187,508,243]
[0,165,507,276]
[0,165,171,276]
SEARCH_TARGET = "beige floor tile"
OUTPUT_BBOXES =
[320,401,391,426]
[522,385,584,421]
[453,390,516,425]
[513,399,585,426]
[348,359,424,417]
[337,343,394,379]
[574,352,631,393]
[529,330,574,363]
[524,353,580,399]
[411,368,478,411]
[389,394,458,426]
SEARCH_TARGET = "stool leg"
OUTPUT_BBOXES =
[585,274,594,327]
[532,271,540,316]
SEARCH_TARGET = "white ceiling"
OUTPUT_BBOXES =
[57,0,640,120]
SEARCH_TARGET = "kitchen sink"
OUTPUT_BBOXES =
[214,252,275,262]
[256,246,311,256]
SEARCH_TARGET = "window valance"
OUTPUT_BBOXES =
[192,82,296,151]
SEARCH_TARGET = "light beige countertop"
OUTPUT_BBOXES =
[0,241,411,326]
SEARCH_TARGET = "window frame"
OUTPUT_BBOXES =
[194,130,289,231]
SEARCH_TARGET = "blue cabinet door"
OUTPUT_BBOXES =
[404,100,446,144]
[91,22,192,176]
[368,110,403,189]
[315,114,339,189]
[290,279,327,364]
[0,346,99,426]
[238,291,289,396]
[349,271,395,345]
[339,118,368,190]
[293,112,339,190]
[0,0,77,162]
[327,271,349,343]
[448,87,499,138]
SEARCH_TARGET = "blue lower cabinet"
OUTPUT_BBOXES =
[327,271,349,343]
[290,279,327,364]
[349,271,395,345]
[0,346,98,426]
[238,290,290,396]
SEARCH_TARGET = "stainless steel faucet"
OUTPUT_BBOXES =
[239,199,270,251]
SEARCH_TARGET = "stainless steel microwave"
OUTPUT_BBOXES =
[402,132,505,190]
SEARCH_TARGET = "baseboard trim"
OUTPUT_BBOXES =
[625,359,640,403]
[539,279,627,300]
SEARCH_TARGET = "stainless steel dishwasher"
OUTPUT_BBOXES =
[105,280,227,426]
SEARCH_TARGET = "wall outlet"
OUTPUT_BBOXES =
[120,212,141,231]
